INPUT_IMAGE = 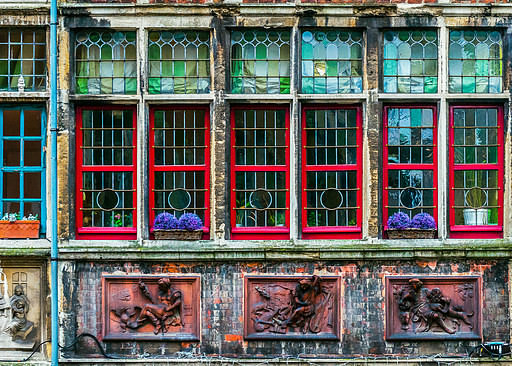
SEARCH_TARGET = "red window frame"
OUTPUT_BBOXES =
[148,106,210,239]
[230,105,290,240]
[382,105,438,233]
[301,105,363,239]
[449,105,504,238]
[75,106,137,240]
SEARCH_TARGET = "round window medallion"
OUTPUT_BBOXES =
[399,187,422,209]
[465,187,488,209]
[168,189,191,210]
[96,189,120,211]
[249,189,272,210]
[320,188,343,210]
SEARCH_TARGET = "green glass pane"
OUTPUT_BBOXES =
[174,61,185,77]
[475,77,488,93]
[424,77,437,93]
[149,44,160,60]
[314,78,326,94]
[232,61,243,77]
[449,77,461,93]
[100,45,112,60]
[149,61,160,77]
[76,78,88,94]
[302,78,313,93]
[326,61,337,77]
[125,78,136,94]
[162,61,172,77]
[411,60,423,76]
[302,43,313,59]
[462,60,476,76]
[280,77,290,94]
[148,78,160,94]
[424,60,437,76]
[397,77,410,93]
[174,78,185,94]
[462,77,475,93]
[384,60,397,76]
[232,77,242,93]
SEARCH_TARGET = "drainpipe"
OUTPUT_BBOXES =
[50,0,59,363]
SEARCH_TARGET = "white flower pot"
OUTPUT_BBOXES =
[463,208,488,225]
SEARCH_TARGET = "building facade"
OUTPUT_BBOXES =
[1,0,512,364]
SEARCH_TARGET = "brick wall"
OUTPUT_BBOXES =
[61,259,509,358]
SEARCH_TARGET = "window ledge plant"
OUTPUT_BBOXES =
[153,212,203,241]
[0,213,40,239]
[387,212,436,239]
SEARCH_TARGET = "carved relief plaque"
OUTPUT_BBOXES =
[244,276,340,340]
[385,276,481,340]
[102,275,200,341]
[0,265,43,351]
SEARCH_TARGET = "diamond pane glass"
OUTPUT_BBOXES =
[231,30,290,94]
[448,30,502,93]
[301,30,363,94]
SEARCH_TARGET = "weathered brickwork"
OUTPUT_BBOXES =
[60,260,509,358]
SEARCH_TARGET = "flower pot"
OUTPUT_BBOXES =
[153,229,203,241]
[387,228,436,239]
[463,208,488,226]
[0,220,40,239]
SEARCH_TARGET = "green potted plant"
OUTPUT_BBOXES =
[153,212,203,241]
[0,213,40,239]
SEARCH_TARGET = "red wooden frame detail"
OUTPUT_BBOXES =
[448,105,504,239]
[148,106,210,239]
[301,105,363,239]
[382,105,438,234]
[75,106,137,240]
[230,105,290,240]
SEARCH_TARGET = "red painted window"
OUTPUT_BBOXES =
[149,106,210,237]
[230,106,290,240]
[383,105,438,232]
[76,106,137,239]
[449,105,504,238]
[301,105,363,239]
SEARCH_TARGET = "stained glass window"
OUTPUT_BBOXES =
[231,30,290,94]
[231,106,289,239]
[449,106,503,237]
[150,107,209,233]
[448,30,502,93]
[302,30,363,94]
[0,29,46,92]
[302,107,362,239]
[383,30,438,93]
[76,107,137,238]
[148,31,210,94]
[383,106,437,226]
[75,31,137,95]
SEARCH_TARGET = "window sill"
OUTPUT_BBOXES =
[76,227,137,240]
[302,226,362,240]
[449,225,503,239]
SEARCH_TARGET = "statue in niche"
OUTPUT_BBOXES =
[251,275,334,335]
[396,278,473,334]
[0,267,9,319]
[111,278,183,335]
[4,285,33,340]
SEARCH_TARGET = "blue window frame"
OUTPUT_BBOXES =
[0,106,46,234]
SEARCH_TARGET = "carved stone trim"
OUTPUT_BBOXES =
[385,276,482,341]
[102,275,200,341]
[244,275,340,340]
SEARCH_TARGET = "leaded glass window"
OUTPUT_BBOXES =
[75,31,137,95]
[383,106,437,227]
[0,107,46,234]
[148,31,210,94]
[448,30,502,93]
[383,30,438,93]
[231,30,290,94]
[0,29,46,92]
[449,106,503,237]
[76,107,136,237]
[301,30,363,94]
[302,106,362,239]
[150,107,209,233]
[231,106,289,239]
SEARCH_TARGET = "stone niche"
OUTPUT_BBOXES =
[0,263,44,352]
[102,275,200,341]
[385,276,482,341]
[244,275,341,340]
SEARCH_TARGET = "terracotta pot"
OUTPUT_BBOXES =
[387,228,436,239]
[0,220,40,239]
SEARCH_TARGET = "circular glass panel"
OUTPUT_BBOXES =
[320,189,343,210]
[168,189,191,210]
[96,189,119,211]
[400,187,422,209]
[249,189,272,210]
[465,187,487,209]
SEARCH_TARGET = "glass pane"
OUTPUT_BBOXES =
[3,110,20,136]
[3,140,20,166]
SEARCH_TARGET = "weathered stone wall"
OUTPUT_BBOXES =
[60,259,509,358]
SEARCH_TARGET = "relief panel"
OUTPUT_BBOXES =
[102,275,200,341]
[244,275,340,340]
[0,264,42,351]
[385,276,481,340]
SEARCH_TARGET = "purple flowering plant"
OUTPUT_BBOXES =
[387,212,411,229]
[153,212,179,230]
[178,213,203,231]
[411,213,436,230]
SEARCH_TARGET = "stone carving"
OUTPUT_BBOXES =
[245,276,340,340]
[386,276,481,340]
[102,275,199,341]
[4,285,33,340]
